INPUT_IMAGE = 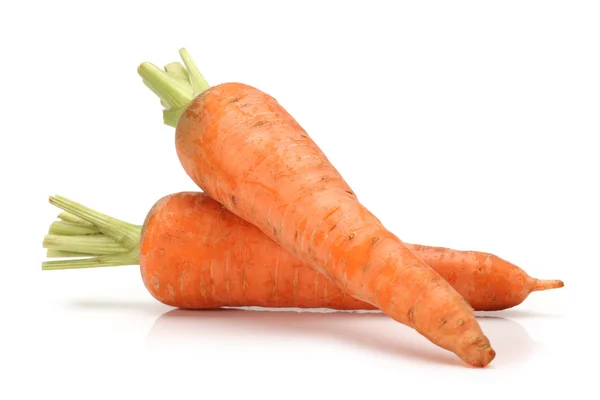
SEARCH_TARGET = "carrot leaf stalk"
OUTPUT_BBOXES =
[48,221,101,236]
[46,250,103,258]
[164,62,190,82]
[42,253,138,271]
[179,48,210,94]
[57,211,94,225]
[42,195,142,271]
[49,195,140,248]
[43,234,130,255]
[138,48,210,127]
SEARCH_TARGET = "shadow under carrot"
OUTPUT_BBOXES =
[144,307,541,368]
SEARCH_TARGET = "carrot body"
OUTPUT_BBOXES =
[140,192,563,312]
[140,192,374,310]
[174,83,495,366]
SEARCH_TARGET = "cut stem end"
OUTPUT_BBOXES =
[138,47,210,128]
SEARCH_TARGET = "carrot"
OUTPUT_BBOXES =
[136,48,498,367]
[42,192,563,313]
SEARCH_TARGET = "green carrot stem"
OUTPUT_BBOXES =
[178,47,210,94]
[46,250,101,258]
[138,47,210,127]
[164,62,189,81]
[163,108,184,127]
[143,79,171,109]
[48,195,140,248]
[49,221,101,236]
[44,233,130,256]
[138,62,195,110]
[58,211,94,226]
[42,195,143,270]
[43,234,130,255]
[42,249,139,271]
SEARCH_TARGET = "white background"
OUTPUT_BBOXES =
[1,1,598,398]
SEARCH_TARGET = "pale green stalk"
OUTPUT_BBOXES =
[49,195,140,249]
[58,211,93,225]
[137,47,210,127]
[43,234,129,255]
[163,108,184,127]
[138,63,194,110]
[164,62,189,81]
[42,252,139,270]
[178,47,210,94]
[46,250,101,258]
[49,221,101,235]
[42,195,142,271]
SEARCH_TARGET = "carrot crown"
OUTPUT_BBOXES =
[137,48,209,127]
[42,196,141,270]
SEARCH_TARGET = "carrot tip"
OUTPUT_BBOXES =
[532,279,564,291]
[463,345,496,368]
[482,347,496,367]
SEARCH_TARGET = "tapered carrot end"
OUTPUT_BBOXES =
[480,347,496,367]
[532,279,564,292]
[462,344,496,368]
[455,330,496,368]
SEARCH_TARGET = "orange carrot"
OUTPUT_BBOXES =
[138,49,496,367]
[42,192,563,313]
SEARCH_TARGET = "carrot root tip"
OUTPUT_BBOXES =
[532,279,564,291]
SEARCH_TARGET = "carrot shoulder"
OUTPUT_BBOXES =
[138,49,495,367]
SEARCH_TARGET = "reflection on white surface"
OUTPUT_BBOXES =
[68,299,169,316]
[144,307,541,368]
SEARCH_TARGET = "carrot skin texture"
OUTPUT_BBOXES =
[173,83,495,367]
[139,192,562,312]
[140,192,372,310]
[408,245,563,311]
